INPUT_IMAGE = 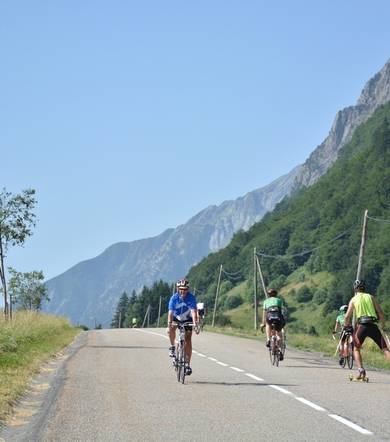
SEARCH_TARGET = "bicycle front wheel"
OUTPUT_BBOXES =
[177,344,184,382]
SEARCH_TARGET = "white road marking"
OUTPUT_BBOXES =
[269,385,293,395]
[230,366,244,372]
[295,397,326,412]
[245,373,264,382]
[133,328,375,436]
[134,329,168,339]
[329,414,373,435]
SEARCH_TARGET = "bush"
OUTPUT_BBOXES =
[213,312,232,326]
[268,275,287,291]
[296,285,313,303]
[224,294,244,310]
[313,289,328,305]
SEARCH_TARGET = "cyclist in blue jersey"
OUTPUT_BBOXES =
[167,278,199,375]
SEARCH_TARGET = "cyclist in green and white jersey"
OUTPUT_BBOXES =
[333,305,353,366]
[260,288,286,357]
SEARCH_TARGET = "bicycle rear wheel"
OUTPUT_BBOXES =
[270,338,279,366]
[347,341,354,369]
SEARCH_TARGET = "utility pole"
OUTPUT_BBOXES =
[157,295,162,327]
[256,255,268,298]
[253,248,258,330]
[147,304,151,328]
[356,209,369,281]
[118,311,122,328]
[142,305,150,328]
[212,264,223,327]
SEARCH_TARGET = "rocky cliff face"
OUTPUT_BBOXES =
[45,58,390,326]
[294,59,390,187]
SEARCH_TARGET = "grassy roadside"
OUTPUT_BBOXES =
[0,311,80,422]
[204,325,390,371]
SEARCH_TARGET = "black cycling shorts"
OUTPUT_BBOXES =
[340,326,353,342]
[353,323,388,350]
[265,311,285,332]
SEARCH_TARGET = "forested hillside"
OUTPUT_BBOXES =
[187,103,390,319]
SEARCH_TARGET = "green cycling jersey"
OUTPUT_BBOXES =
[263,297,283,311]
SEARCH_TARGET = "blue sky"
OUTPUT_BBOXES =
[1,1,390,285]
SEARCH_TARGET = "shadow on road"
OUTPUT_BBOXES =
[87,345,165,350]
[192,381,297,387]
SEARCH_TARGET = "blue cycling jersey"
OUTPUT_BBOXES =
[168,292,197,322]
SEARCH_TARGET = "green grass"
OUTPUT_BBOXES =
[0,311,80,421]
[209,269,390,372]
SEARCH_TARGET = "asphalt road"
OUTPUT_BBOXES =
[2,328,390,441]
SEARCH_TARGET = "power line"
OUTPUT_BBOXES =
[256,227,353,260]
[367,215,390,224]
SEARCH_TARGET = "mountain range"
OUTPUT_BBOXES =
[45,58,390,326]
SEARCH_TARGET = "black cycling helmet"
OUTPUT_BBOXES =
[339,305,348,312]
[267,288,278,296]
[353,279,366,291]
[176,278,189,290]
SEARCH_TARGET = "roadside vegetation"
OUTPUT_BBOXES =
[0,311,79,421]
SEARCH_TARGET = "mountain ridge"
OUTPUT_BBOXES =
[45,58,390,326]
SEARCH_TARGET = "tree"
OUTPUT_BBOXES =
[0,188,37,318]
[8,268,49,311]
[111,291,129,328]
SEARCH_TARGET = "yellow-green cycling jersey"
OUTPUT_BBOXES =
[352,292,377,320]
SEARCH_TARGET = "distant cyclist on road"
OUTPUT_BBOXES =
[344,279,390,379]
[260,288,286,360]
[167,278,199,376]
[197,302,205,329]
[333,305,353,366]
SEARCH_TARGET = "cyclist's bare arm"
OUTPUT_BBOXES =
[372,295,386,327]
[344,300,354,326]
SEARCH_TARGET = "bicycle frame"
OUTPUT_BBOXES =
[172,322,194,384]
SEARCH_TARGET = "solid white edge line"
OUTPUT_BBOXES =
[217,361,228,366]
[269,385,293,395]
[196,353,206,357]
[295,397,326,412]
[208,357,218,362]
[245,373,264,382]
[329,414,373,435]
[230,367,244,372]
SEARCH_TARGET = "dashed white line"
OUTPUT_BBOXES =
[245,373,264,382]
[269,385,293,395]
[133,328,375,437]
[295,397,326,412]
[329,414,373,435]
[230,366,244,372]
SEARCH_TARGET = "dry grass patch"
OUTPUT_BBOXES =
[0,311,79,422]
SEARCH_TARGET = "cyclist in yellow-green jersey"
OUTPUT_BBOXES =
[344,279,390,379]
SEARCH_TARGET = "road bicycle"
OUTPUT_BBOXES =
[268,323,286,367]
[334,328,354,369]
[172,322,195,384]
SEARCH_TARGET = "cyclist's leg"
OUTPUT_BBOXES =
[184,329,193,363]
[353,324,366,373]
[265,322,271,346]
[169,324,177,356]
